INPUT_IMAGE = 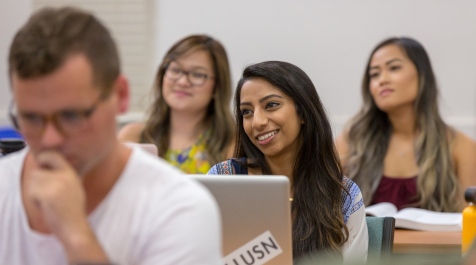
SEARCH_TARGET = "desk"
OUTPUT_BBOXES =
[393,229,461,254]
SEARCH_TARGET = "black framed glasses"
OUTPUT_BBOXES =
[9,95,105,138]
[164,64,214,87]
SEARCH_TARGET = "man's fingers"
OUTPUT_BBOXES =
[35,151,70,171]
[27,169,58,201]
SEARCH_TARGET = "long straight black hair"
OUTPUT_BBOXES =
[234,61,349,259]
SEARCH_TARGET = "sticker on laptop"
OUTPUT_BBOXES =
[223,230,282,265]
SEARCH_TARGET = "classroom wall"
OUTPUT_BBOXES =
[154,0,476,139]
[1,1,476,139]
[0,0,32,126]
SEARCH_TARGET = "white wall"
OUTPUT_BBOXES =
[0,0,32,126]
[154,0,476,139]
[2,1,476,139]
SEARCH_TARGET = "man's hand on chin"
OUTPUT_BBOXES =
[26,150,110,263]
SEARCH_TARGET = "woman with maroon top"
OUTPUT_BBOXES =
[335,37,476,212]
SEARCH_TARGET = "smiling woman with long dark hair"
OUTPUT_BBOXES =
[208,61,368,262]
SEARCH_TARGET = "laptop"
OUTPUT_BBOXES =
[187,174,293,265]
[123,142,158,156]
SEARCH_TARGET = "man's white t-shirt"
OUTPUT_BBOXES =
[0,146,222,265]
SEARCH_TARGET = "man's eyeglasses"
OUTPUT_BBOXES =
[9,95,106,138]
[164,65,214,87]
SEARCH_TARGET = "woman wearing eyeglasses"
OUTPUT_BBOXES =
[118,35,235,174]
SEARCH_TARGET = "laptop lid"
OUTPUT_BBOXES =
[187,174,293,265]
[123,142,158,156]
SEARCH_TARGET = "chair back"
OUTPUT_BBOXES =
[0,126,23,139]
[366,216,395,264]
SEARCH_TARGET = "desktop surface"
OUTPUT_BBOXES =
[393,229,461,254]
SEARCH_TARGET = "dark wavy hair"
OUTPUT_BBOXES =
[234,61,349,259]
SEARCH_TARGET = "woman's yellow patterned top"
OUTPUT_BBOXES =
[164,129,211,174]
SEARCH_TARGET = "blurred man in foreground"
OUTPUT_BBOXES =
[0,7,221,265]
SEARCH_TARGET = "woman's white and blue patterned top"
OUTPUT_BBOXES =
[207,159,368,263]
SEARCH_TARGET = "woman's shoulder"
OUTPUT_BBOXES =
[335,129,351,164]
[451,130,476,165]
[207,159,235,175]
[117,122,145,142]
[452,130,476,153]
[451,130,476,194]
[224,141,236,160]
[341,176,365,223]
[341,176,361,199]
[207,158,247,175]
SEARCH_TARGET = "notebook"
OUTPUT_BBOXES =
[187,174,293,265]
[365,202,462,231]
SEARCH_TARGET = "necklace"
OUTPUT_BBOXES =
[398,144,413,158]
[391,134,414,158]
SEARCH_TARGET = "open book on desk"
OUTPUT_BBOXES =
[365,202,462,231]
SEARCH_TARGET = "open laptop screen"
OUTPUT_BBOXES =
[187,174,293,265]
